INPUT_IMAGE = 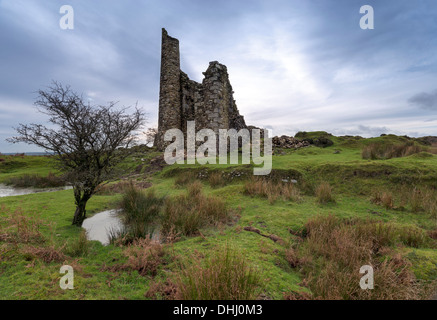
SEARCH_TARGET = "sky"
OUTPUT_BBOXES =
[1,0,437,153]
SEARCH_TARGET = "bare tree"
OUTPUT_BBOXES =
[144,127,158,147]
[8,82,145,225]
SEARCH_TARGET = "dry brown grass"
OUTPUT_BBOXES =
[0,209,45,244]
[161,181,228,237]
[315,181,335,204]
[396,186,437,221]
[123,237,166,277]
[5,172,65,188]
[23,244,66,263]
[362,142,424,160]
[208,172,226,188]
[176,245,263,300]
[145,279,179,300]
[244,177,301,204]
[284,246,301,268]
[174,171,196,187]
[294,215,431,299]
[371,191,394,210]
[95,180,151,195]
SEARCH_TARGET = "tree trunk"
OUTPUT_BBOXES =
[72,201,87,226]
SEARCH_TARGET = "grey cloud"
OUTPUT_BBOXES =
[408,89,437,110]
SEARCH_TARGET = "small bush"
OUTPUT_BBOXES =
[177,245,263,300]
[315,181,335,204]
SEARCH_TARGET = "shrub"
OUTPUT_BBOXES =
[315,181,335,204]
[177,245,262,300]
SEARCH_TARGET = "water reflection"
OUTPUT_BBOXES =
[0,184,72,198]
[82,209,123,246]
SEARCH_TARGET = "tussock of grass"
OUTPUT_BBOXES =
[161,181,228,237]
[315,181,335,204]
[114,183,164,243]
[145,279,179,300]
[362,142,424,160]
[24,244,66,263]
[403,187,437,220]
[244,177,301,204]
[208,172,226,188]
[371,191,394,210]
[174,171,196,187]
[64,230,89,257]
[123,237,166,277]
[0,209,45,244]
[177,245,263,300]
[293,215,434,299]
[372,186,437,221]
[95,180,151,195]
[5,172,65,188]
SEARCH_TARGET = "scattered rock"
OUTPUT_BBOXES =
[272,135,310,149]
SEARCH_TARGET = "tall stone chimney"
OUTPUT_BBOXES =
[155,29,247,152]
[156,28,182,151]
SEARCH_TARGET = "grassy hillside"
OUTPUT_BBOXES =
[1,134,437,300]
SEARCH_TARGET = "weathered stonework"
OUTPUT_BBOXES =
[156,28,247,151]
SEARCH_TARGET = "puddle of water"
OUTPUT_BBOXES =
[0,183,72,198]
[82,209,162,246]
[82,209,124,246]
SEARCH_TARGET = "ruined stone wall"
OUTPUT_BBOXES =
[156,28,247,151]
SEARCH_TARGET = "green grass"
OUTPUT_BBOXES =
[0,155,60,183]
[1,134,437,300]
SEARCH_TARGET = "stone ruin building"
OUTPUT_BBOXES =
[155,28,248,151]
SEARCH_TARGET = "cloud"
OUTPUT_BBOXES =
[1,0,437,152]
[408,89,437,110]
